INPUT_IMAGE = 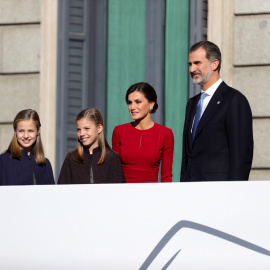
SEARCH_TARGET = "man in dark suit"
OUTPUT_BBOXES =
[181,41,253,181]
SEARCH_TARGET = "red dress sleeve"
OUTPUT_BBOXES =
[161,129,174,182]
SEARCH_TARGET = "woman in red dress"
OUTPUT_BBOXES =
[112,82,174,183]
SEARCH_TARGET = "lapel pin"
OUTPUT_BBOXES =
[217,101,220,104]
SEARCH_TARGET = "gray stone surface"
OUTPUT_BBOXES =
[0,74,40,123]
[0,0,41,24]
[1,25,40,73]
[249,169,270,181]
[234,15,270,65]
[0,28,2,72]
[0,124,13,153]
[233,66,270,117]
[235,0,270,14]
[252,119,270,168]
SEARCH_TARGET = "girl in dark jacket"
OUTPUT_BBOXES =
[58,108,125,184]
[0,109,55,185]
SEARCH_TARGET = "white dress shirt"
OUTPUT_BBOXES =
[200,78,223,117]
[191,78,223,132]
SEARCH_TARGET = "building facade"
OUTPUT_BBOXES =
[0,0,269,181]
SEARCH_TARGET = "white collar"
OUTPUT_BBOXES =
[201,78,223,96]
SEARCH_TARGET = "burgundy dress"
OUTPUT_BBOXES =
[112,122,174,183]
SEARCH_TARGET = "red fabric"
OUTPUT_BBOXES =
[112,123,174,183]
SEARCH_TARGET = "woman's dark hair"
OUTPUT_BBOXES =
[72,108,111,164]
[125,82,158,113]
[8,109,46,164]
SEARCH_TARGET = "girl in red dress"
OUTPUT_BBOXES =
[112,82,174,183]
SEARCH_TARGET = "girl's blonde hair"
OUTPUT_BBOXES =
[73,108,111,164]
[8,109,46,165]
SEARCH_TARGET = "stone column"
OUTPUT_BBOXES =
[40,0,58,172]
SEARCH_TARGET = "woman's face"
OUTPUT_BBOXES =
[15,120,40,152]
[127,91,154,121]
[76,118,103,150]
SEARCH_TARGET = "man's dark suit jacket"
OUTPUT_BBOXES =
[181,81,253,182]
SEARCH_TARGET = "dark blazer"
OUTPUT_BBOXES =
[58,147,126,184]
[0,150,55,185]
[181,81,253,182]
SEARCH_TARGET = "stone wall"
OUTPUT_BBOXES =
[233,0,270,180]
[208,0,270,180]
[0,0,41,153]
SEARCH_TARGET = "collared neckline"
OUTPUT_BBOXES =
[21,149,33,157]
[201,78,223,97]
[83,146,101,155]
[129,122,156,131]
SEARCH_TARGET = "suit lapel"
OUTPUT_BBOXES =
[193,81,227,142]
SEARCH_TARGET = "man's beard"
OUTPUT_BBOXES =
[192,70,212,86]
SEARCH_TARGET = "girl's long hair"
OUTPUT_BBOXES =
[73,108,111,164]
[8,109,46,165]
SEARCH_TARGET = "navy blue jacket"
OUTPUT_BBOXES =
[181,81,253,181]
[0,150,55,185]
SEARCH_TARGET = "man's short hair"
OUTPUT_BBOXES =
[189,41,222,73]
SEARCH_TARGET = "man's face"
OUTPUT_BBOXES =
[188,47,213,87]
